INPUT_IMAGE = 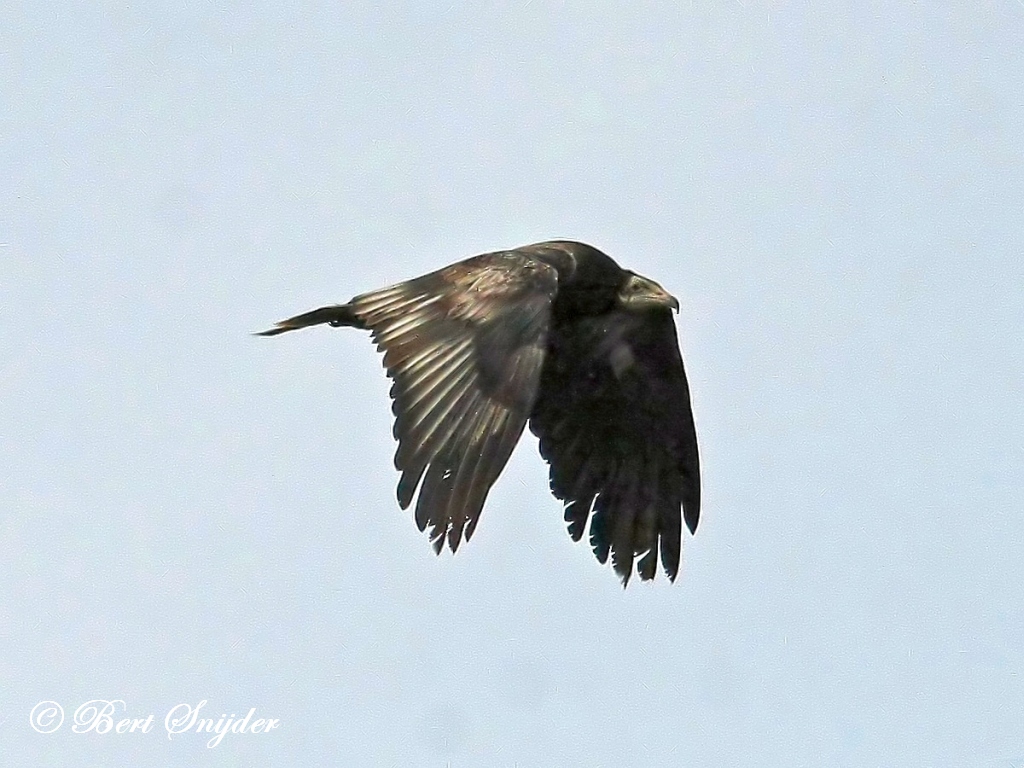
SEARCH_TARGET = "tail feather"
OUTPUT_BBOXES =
[255,304,364,336]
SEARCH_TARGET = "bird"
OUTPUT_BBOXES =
[258,240,700,584]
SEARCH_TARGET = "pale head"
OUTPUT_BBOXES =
[617,272,680,312]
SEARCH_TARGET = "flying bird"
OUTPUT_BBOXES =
[258,240,700,584]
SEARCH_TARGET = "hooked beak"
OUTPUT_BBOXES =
[619,273,680,313]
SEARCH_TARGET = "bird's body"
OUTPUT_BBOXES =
[259,240,700,584]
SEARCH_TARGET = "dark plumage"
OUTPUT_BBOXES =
[258,240,700,584]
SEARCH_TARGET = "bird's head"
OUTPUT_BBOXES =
[618,272,680,313]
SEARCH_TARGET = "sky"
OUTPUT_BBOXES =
[2,1,1023,765]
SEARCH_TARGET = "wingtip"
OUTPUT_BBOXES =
[615,561,633,588]
[430,528,446,555]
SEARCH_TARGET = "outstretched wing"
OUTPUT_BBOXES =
[352,251,559,553]
[529,308,700,584]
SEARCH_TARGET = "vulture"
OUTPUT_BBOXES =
[258,240,700,584]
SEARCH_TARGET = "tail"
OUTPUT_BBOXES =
[255,304,365,336]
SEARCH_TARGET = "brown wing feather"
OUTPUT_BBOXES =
[352,251,559,553]
[529,307,700,584]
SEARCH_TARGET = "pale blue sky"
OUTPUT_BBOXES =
[3,2,1023,764]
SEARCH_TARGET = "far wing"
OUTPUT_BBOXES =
[529,308,700,584]
[352,251,558,553]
